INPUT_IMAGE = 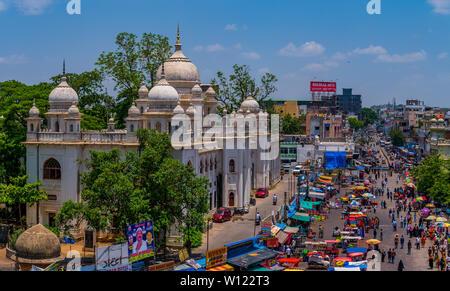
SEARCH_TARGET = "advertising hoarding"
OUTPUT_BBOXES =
[126,220,155,263]
[96,242,131,271]
[310,81,337,92]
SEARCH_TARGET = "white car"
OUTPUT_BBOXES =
[293,165,303,175]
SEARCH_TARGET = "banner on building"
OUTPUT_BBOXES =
[126,220,155,263]
[205,246,228,269]
[96,242,130,271]
[310,81,337,92]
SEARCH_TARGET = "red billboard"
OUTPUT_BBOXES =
[310,81,336,92]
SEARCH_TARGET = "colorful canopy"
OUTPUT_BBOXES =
[426,215,437,221]
[436,217,447,222]
[366,239,381,245]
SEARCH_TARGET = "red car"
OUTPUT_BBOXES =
[255,187,269,198]
[212,207,232,223]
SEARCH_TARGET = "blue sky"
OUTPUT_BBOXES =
[0,0,449,107]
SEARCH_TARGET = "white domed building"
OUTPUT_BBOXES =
[24,28,280,230]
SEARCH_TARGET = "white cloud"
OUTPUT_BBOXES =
[225,24,238,31]
[0,54,28,64]
[302,61,338,72]
[352,45,387,55]
[331,52,348,61]
[14,0,52,15]
[427,0,450,14]
[278,41,325,57]
[376,50,427,63]
[0,1,8,11]
[194,44,225,52]
[242,51,261,60]
[437,52,448,59]
[233,43,242,50]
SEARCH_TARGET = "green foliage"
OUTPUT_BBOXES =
[8,228,25,250]
[43,224,60,238]
[183,229,203,249]
[281,114,305,135]
[56,130,209,250]
[361,108,379,126]
[411,154,450,205]
[211,64,278,113]
[390,128,405,146]
[348,118,365,131]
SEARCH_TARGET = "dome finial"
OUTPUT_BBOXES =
[63,59,66,76]
[161,62,166,79]
[175,24,182,51]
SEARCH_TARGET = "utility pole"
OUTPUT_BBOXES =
[253,208,258,237]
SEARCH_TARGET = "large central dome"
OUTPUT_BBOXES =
[156,28,200,84]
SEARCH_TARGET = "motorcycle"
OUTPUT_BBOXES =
[273,196,278,205]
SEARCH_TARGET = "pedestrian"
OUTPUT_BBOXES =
[416,237,421,249]
[373,229,377,239]
[380,228,383,241]
[429,254,434,269]
[286,246,292,258]
[407,240,412,255]
[398,260,405,272]
[387,249,392,263]
[391,249,396,264]
[381,249,386,262]
[394,234,399,249]
[400,235,405,249]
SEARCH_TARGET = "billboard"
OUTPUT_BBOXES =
[126,220,155,263]
[96,242,131,271]
[148,261,175,271]
[206,246,228,269]
[310,81,337,92]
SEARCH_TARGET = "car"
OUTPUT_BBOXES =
[255,187,269,198]
[212,207,232,223]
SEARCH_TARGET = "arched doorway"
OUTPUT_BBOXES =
[228,192,235,207]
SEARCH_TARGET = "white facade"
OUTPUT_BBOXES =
[24,31,280,226]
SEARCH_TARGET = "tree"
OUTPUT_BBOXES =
[211,64,278,113]
[390,128,405,147]
[96,32,172,128]
[281,114,305,135]
[348,118,365,131]
[0,175,47,225]
[361,108,379,126]
[139,33,172,87]
[411,154,450,205]
[56,130,210,253]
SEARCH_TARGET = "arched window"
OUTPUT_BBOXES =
[205,159,208,172]
[55,121,59,132]
[43,158,61,180]
[215,158,217,170]
[30,124,34,132]
[200,160,204,174]
[229,159,235,173]
[130,124,134,132]
[210,158,213,171]
[70,124,74,132]
[140,107,144,114]
[187,160,192,168]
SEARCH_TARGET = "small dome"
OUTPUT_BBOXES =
[29,103,40,117]
[240,95,260,113]
[431,118,437,123]
[148,77,179,102]
[138,82,149,99]
[49,76,78,103]
[128,103,140,116]
[192,84,202,99]
[173,101,185,114]
[438,118,444,123]
[68,102,80,116]
[206,86,216,96]
[15,224,61,260]
[108,117,115,123]
[186,103,195,115]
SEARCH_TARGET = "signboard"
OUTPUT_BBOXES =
[126,220,155,263]
[266,238,278,248]
[148,261,175,271]
[261,217,273,240]
[96,242,130,271]
[206,246,228,269]
[310,81,337,92]
[178,248,189,263]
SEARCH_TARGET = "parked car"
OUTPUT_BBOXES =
[255,188,269,198]
[212,207,232,222]
[293,165,303,176]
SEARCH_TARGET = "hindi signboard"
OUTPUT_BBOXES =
[205,246,228,269]
[148,261,175,271]
[126,220,155,263]
[310,81,337,93]
[96,242,130,271]
[178,248,189,263]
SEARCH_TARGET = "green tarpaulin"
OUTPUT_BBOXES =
[300,201,321,210]
[291,213,310,222]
